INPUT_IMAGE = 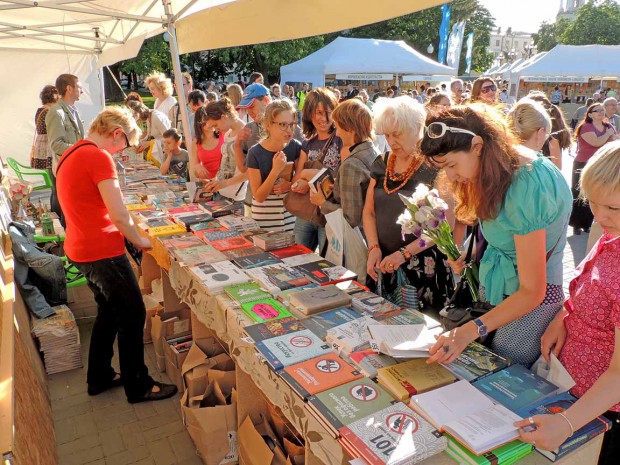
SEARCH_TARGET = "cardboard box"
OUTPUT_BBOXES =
[181,379,238,465]
[182,339,229,398]
[191,310,218,340]
[151,307,192,372]
[144,304,163,344]
[238,414,288,465]
[164,339,191,392]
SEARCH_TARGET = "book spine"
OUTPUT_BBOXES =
[552,419,610,460]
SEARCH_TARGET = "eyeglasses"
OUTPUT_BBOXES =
[275,122,296,131]
[119,130,130,149]
[425,122,477,139]
[590,108,605,114]
[480,85,497,94]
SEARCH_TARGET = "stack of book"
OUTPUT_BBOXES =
[159,233,204,251]
[188,260,250,294]
[325,316,375,355]
[351,291,400,317]
[252,231,295,251]
[199,199,241,218]
[31,305,83,374]
[245,263,313,293]
[217,215,260,232]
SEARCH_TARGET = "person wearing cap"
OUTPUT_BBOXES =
[234,83,303,215]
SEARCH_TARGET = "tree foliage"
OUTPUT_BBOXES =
[532,18,571,52]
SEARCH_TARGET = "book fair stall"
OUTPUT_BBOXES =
[0,153,608,465]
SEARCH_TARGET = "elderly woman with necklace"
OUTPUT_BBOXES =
[363,97,455,310]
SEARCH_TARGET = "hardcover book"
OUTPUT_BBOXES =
[243,317,306,343]
[148,223,187,237]
[209,236,254,251]
[217,215,260,232]
[200,228,240,242]
[190,220,223,232]
[173,244,226,267]
[288,285,353,315]
[348,350,398,379]
[339,402,447,465]
[199,199,241,218]
[254,329,332,371]
[293,260,357,285]
[270,244,313,259]
[472,364,560,414]
[224,282,271,305]
[233,252,283,269]
[515,392,612,461]
[307,378,397,433]
[302,307,361,340]
[441,342,512,382]
[252,231,296,251]
[444,437,533,465]
[222,245,266,260]
[308,167,335,200]
[245,263,314,293]
[281,253,324,267]
[274,283,321,305]
[326,316,375,355]
[351,291,400,317]
[173,213,214,230]
[159,234,204,251]
[377,359,456,401]
[167,204,204,215]
[280,353,362,398]
[240,298,293,324]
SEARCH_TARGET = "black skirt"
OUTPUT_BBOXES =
[569,160,594,229]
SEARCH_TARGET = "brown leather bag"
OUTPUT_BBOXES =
[283,133,335,227]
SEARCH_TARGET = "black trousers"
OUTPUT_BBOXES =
[73,254,154,401]
[569,160,594,230]
[49,170,65,228]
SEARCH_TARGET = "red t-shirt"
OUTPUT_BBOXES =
[576,123,615,163]
[561,233,620,411]
[196,132,224,178]
[56,140,125,262]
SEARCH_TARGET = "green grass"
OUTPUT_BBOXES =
[107,90,156,109]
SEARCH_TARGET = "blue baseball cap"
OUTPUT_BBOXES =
[237,83,271,109]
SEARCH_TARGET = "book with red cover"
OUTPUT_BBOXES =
[280,353,362,398]
[167,204,204,215]
[270,244,313,259]
[210,236,254,251]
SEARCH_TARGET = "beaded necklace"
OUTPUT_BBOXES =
[383,151,423,195]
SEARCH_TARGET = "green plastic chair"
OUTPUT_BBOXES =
[7,157,52,191]
[61,256,87,289]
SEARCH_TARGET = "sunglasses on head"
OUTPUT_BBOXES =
[590,108,605,114]
[480,84,497,94]
[425,122,477,139]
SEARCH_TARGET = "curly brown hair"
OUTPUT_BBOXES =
[420,104,521,223]
[40,85,58,105]
[204,97,237,121]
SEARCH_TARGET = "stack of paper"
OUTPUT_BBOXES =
[31,305,83,374]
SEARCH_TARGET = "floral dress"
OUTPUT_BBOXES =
[32,107,52,170]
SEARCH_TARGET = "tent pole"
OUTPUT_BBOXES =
[163,1,193,179]
[94,27,105,109]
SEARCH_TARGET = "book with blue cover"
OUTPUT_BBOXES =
[302,307,361,340]
[254,329,332,372]
[472,364,560,413]
[515,392,612,461]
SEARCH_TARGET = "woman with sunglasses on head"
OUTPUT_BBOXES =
[471,77,498,106]
[570,103,617,235]
[363,97,455,309]
[56,106,177,404]
[247,99,305,231]
[421,105,572,368]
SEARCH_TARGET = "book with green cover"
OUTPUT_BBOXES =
[444,437,533,465]
[240,298,293,324]
[224,282,271,305]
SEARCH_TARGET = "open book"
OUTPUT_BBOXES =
[409,380,522,456]
[367,324,443,358]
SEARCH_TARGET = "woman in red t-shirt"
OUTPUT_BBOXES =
[56,106,177,404]
[570,103,617,234]
[515,142,620,465]
[191,106,224,178]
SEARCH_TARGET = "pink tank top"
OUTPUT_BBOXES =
[196,133,225,178]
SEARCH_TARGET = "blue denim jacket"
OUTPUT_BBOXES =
[9,221,67,318]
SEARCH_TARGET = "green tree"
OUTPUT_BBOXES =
[532,18,571,52]
[561,0,620,45]
[119,36,172,88]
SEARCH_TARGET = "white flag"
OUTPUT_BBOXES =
[446,21,466,71]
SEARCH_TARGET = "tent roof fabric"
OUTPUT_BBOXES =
[281,37,456,77]
[513,45,620,79]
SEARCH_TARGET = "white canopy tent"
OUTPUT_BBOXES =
[0,0,447,166]
[280,37,456,89]
[510,45,620,94]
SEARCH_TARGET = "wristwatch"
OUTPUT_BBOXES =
[473,318,488,337]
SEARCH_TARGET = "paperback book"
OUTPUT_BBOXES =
[159,234,204,251]
[367,324,443,358]
[444,437,533,465]
[148,223,187,237]
[167,204,204,215]
[222,245,266,260]
[240,298,293,324]
[377,358,456,401]
[173,244,227,267]
[209,236,254,252]
[351,291,400,317]
[173,213,214,230]
[301,307,361,340]
[190,220,223,232]
[233,252,283,269]
[326,316,375,355]
[199,199,241,218]
[348,350,398,379]
[188,261,250,294]
[254,329,332,371]
[288,285,353,316]
[270,244,313,259]
[224,282,271,305]
[441,342,512,382]
[200,229,241,242]
[308,168,335,200]
[186,181,214,202]
[245,263,314,293]
[293,260,357,285]
[339,402,447,465]
[244,317,306,343]
[281,252,323,267]
[280,353,362,398]
[252,231,296,251]
[217,214,260,232]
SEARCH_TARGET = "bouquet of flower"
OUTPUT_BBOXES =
[397,184,479,301]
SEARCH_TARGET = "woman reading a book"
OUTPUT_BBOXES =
[516,142,620,465]
[56,106,177,404]
[247,99,305,231]
[420,105,572,367]
[362,96,455,310]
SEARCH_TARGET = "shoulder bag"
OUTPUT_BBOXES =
[283,132,335,227]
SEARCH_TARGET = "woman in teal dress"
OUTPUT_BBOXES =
[420,105,572,367]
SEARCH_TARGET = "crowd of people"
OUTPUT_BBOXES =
[31,71,619,463]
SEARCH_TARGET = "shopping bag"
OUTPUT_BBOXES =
[324,209,345,266]
[324,209,368,283]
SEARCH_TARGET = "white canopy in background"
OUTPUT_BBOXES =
[280,37,456,89]
[0,0,447,166]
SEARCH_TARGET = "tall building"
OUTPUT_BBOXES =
[488,27,536,66]
[557,0,590,21]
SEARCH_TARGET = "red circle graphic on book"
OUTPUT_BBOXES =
[289,335,313,348]
[315,359,341,373]
[349,384,378,401]
[386,413,419,435]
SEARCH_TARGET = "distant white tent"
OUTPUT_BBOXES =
[280,37,456,89]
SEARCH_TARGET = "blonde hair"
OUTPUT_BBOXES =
[145,72,173,98]
[580,140,620,200]
[89,106,141,146]
[506,98,551,143]
[226,84,243,107]
[332,99,374,144]
[373,96,426,138]
[262,99,297,140]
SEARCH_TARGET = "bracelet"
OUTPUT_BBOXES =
[368,244,380,252]
[556,412,575,437]
[400,247,412,261]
